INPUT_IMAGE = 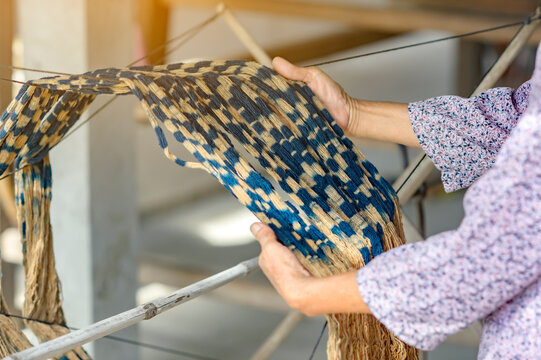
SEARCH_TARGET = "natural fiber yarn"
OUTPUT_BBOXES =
[0,60,417,359]
[14,159,88,360]
[0,292,32,355]
[0,85,92,359]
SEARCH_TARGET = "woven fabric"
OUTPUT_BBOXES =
[0,60,417,359]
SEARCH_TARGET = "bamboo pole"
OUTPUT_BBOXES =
[218,3,273,67]
[473,6,541,96]
[250,310,305,360]
[392,152,434,203]
[6,257,259,360]
[392,8,540,205]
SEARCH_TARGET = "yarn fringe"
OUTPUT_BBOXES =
[13,158,89,359]
[0,296,32,355]
[327,313,418,360]
[323,198,418,359]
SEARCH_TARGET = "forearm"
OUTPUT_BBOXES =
[294,271,371,316]
[347,99,421,148]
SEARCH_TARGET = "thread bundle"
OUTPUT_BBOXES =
[0,60,417,359]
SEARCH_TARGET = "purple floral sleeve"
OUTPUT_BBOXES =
[356,44,541,358]
[409,81,530,192]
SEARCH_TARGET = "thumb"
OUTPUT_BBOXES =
[250,222,278,248]
[272,57,310,82]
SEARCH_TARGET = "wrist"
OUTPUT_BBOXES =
[345,98,367,138]
[291,272,372,316]
[289,276,324,316]
[345,100,420,147]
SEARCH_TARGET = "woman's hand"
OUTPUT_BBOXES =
[251,222,372,316]
[272,57,421,147]
[272,57,354,134]
[250,222,313,312]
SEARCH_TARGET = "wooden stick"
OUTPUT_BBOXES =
[473,7,541,96]
[138,259,289,312]
[402,215,425,244]
[218,3,273,67]
[392,152,434,204]
[250,310,305,360]
[6,257,259,360]
[393,9,540,205]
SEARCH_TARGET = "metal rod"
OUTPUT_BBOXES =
[250,310,305,360]
[6,257,259,360]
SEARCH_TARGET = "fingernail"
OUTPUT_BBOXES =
[250,222,263,236]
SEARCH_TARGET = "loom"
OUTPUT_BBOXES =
[0,60,418,359]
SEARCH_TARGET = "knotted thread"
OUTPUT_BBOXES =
[0,60,417,359]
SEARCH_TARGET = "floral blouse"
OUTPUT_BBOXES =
[357,44,541,359]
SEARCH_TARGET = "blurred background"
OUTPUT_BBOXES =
[0,0,539,359]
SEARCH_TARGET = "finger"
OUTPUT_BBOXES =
[272,57,311,83]
[250,222,278,247]
[250,222,264,236]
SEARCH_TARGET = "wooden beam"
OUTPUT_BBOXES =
[236,29,397,64]
[160,0,541,44]
[391,0,537,16]
[0,0,17,229]
[137,0,170,64]
[0,0,13,112]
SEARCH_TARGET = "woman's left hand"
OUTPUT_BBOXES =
[250,222,371,316]
[250,222,313,312]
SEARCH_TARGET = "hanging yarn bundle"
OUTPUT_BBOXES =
[0,60,418,359]
[0,85,93,359]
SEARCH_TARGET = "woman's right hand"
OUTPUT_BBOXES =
[272,57,356,135]
[272,57,420,148]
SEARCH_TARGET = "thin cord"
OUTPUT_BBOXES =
[0,11,220,182]
[0,65,123,83]
[308,320,327,360]
[0,12,221,81]
[0,312,219,360]
[307,15,540,67]
[58,11,219,145]
[395,154,427,195]
[126,11,221,67]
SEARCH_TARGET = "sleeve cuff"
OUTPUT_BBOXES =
[409,100,474,192]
